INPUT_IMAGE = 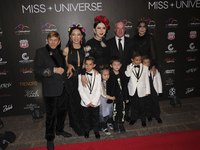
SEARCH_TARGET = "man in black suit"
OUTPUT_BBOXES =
[34,31,72,150]
[107,21,134,122]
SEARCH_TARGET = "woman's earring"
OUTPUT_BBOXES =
[81,40,82,45]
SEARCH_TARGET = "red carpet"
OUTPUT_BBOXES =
[23,129,200,150]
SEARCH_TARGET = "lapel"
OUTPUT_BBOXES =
[86,70,96,94]
[113,37,121,57]
[137,63,144,80]
[44,47,57,67]
[131,65,138,80]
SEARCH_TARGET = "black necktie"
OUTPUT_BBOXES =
[86,72,92,76]
[118,39,123,56]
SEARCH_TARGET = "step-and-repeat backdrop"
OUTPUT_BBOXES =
[0,0,199,116]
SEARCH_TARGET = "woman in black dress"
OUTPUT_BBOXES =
[63,23,86,136]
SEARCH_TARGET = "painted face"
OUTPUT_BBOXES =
[142,59,150,67]
[110,61,122,72]
[101,69,110,81]
[70,29,83,44]
[47,36,60,49]
[138,22,147,36]
[131,56,142,65]
[84,60,96,72]
[114,22,126,38]
[94,22,106,38]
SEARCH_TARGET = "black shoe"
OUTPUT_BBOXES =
[119,124,126,133]
[125,116,131,122]
[94,132,100,139]
[142,121,146,127]
[84,132,89,139]
[47,140,54,150]
[113,123,119,132]
[147,117,152,122]
[56,131,72,138]
[129,120,136,126]
[156,118,162,124]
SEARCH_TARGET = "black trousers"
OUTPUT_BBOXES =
[82,106,99,133]
[130,90,146,122]
[44,88,67,141]
[113,99,125,124]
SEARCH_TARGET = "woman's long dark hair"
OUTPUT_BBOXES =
[135,18,149,36]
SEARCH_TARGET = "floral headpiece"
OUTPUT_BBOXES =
[138,17,147,23]
[68,22,85,33]
[94,15,110,30]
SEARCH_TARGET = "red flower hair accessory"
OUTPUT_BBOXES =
[94,15,110,30]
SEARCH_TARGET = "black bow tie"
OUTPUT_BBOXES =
[134,65,140,68]
[86,72,92,76]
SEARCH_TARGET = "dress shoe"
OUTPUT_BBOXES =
[129,120,136,126]
[113,123,119,132]
[141,121,146,127]
[84,132,89,139]
[156,118,162,124]
[147,117,152,122]
[125,116,131,122]
[119,124,126,133]
[94,132,100,139]
[56,131,72,138]
[47,140,54,150]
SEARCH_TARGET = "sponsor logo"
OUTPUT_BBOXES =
[165,18,178,28]
[187,43,198,52]
[164,57,176,63]
[0,42,2,49]
[3,104,13,112]
[0,69,9,75]
[0,28,3,36]
[19,40,29,48]
[185,78,195,81]
[19,53,33,64]
[24,103,40,111]
[20,67,34,74]
[165,78,174,85]
[19,81,37,86]
[165,44,177,54]
[0,82,12,89]
[185,87,194,94]
[186,56,197,61]
[24,90,39,98]
[164,69,175,74]
[186,67,198,73]
[188,17,200,27]
[169,87,176,96]
[15,24,30,35]
[148,1,200,10]
[168,32,175,40]
[0,94,11,98]
[22,2,102,14]
[146,18,156,29]
[122,19,132,30]
[189,31,197,39]
[41,22,57,33]
[0,58,7,65]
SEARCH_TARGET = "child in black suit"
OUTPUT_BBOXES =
[107,56,129,133]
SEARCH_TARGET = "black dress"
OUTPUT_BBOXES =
[86,38,110,70]
[66,47,85,136]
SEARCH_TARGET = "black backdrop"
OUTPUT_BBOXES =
[0,0,200,117]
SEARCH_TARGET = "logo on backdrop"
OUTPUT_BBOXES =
[169,87,176,96]
[165,78,174,85]
[0,82,12,89]
[24,103,40,111]
[165,44,177,54]
[15,24,30,35]
[189,31,197,39]
[188,17,200,27]
[186,67,198,73]
[185,87,194,94]
[122,19,132,30]
[24,90,39,98]
[19,53,33,64]
[20,67,34,74]
[186,56,197,61]
[146,18,156,29]
[0,94,11,98]
[19,81,37,86]
[22,2,102,14]
[0,42,2,49]
[164,69,175,74]
[187,43,198,52]
[0,28,3,36]
[168,32,175,40]
[3,104,13,112]
[0,58,7,65]
[42,22,57,33]
[164,57,176,63]
[19,40,29,48]
[0,69,9,75]
[165,18,178,28]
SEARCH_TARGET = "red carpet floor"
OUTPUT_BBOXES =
[23,129,200,150]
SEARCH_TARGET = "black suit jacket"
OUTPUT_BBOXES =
[34,46,66,97]
[107,36,134,72]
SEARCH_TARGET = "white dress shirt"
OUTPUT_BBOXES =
[115,36,125,51]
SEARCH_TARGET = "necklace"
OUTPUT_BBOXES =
[94,36,102,41]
